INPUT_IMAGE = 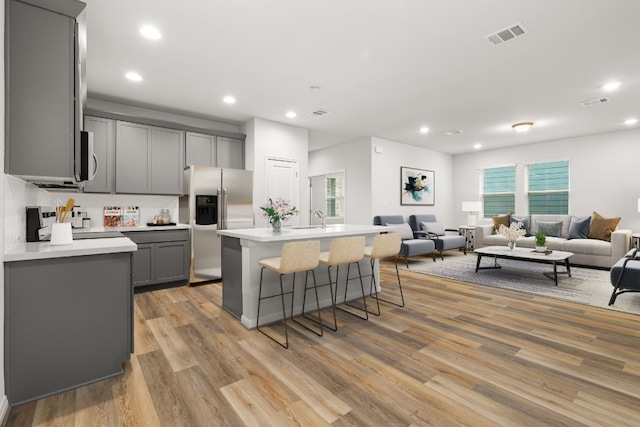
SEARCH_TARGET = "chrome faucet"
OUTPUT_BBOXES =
[314,210,326,228]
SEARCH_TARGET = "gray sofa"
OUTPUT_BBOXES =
[474,214,631,268]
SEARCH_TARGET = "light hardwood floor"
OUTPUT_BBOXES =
[4,259,640,426]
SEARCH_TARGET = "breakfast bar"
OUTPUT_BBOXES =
[217,224,385,329]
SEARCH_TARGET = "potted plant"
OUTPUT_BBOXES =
[535,232,547,252]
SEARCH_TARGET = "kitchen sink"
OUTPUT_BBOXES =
[289,225,324,229]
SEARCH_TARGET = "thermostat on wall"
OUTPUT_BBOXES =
[374,146,383,154]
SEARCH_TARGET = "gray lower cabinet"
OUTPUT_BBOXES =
[4,252,133,406]
[83,116,115,193]
[115,121,185,195]
[124,230,190,288]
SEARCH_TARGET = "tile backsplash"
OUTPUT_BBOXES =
[3,174,180,254]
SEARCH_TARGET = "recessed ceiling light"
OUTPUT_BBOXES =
[223,96,236,104]
[125,71,142,82]
[419,127,429,134]
[602,81,621,91]
[286,111,297,118]
[624,118,638,125]
[140,26,161,40]
[473,143,482,149]
[512,121,533,132]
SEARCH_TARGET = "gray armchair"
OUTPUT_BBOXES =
[609,248,640,305]
[373,215,436,267]
[409,214,466,260]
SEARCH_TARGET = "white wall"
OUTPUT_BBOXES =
[453,128,640,230]
[242,118,309,227]
[309,137,372,225]
[371,137,455,223]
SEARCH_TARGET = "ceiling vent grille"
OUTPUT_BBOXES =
[310,108,330,116]
[444,130,463,136]
[484,22,529,47]
[580,97,609,107]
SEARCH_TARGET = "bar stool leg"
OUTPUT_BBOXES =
[338,262,369,320]
[370,256,404,308]
[256,267,290,349]
[292,269,324,336]
[367,258,381,316]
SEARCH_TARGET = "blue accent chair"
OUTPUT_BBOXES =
[409,214,466,260]
[373,215,436,267]
[609,248,640,306]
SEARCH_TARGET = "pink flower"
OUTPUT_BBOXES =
[259,198,299,222]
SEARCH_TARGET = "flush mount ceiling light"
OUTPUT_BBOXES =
[602,81,621,91]
[223,96,236,104]
[286,111,297,118]
[419,127,429,134]
[512,121,533,132]
[139,25,161,40]
[125,71,142,82]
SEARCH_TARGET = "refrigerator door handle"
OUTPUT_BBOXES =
[222,188,228,229]
[217,187,222,230]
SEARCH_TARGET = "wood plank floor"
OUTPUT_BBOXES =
[5,258,640,426]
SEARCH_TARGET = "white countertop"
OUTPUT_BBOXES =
[217,224,385,242]
[4,237,138,262]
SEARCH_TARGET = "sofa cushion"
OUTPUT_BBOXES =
[385,222,414,240]
[510,215,531,236]
[588,211,620,242]
[562,238,612,257]
[421,221,445,236]
[491,212,511,233]
[530,215,571,238]
[568,216,591,239]
[536,221,563,237]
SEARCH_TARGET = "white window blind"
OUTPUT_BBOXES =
[482,166,515,217]
[325,175,344,218]
[527,161,569,214]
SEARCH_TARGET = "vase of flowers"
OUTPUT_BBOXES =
[497,221,527,250]
[259,198,299,231]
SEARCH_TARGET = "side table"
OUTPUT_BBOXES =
[633,233,640,249]
[458,226,475,251]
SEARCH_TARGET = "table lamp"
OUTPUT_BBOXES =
[462,201,481,226]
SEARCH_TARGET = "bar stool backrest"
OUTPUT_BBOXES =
[279,240,321,274]
[326,236,366,265]
[369,233,402,259]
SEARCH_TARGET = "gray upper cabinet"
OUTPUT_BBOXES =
[115,121,184,195]
[5,0,85,180]
[217,136,244,169]
[185,132,216,167]
[83,116,115,193]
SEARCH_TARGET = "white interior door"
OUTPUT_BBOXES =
[266,157,300,226]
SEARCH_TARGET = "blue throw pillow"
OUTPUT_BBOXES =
[568,216,591,239]
[510,215,531,236]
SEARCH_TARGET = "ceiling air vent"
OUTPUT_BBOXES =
[580,97,609,107]
[444,130,463,136]
[310,108,330,116]
[484,22,529,47]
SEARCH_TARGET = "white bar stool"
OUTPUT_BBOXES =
[364,232,403,316]
[319,235,368,323]
[256,240,321,349]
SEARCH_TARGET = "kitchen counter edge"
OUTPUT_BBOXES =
[4,237,138,262]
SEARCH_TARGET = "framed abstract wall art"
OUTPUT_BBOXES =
[401,167,435,206]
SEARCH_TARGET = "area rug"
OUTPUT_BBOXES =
[399,252,640,316]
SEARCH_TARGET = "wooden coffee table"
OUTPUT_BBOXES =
[474,246,574,286]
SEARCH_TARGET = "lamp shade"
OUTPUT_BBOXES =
[462,201,481,212]
[637,198,640,213]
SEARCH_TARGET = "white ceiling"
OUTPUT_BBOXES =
[83,0,640,154]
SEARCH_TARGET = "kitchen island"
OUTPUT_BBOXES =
[4,237,137,405]
[217,224,385,329]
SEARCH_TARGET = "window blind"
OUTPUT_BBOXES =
[482,166,515,217]
[527,161,569,214]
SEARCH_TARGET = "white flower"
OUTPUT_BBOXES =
[497,221,527,241]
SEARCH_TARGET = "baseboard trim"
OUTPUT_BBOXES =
[0,395,9,427]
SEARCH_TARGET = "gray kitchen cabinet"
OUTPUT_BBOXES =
[5,0,86,181]
[83,116,115,193]
[116,121,184,195]
[185,131,216,166]
[216,136,244,169]
[123,229,190,288]
[4,252,133,406]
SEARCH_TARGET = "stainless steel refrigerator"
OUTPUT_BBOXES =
[179,166,254,284]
